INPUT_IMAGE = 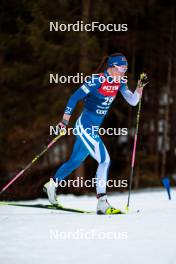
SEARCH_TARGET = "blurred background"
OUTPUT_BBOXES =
[0,0,176,200]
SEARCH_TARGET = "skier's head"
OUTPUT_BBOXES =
[96,53,128,77]
[107,53,128,68]
[107,53,128,77]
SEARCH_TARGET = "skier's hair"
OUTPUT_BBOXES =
[96,53,125,72]
[95,55,109,73]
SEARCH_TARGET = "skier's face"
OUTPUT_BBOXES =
[114,65,127,75]
[108,65,127,78]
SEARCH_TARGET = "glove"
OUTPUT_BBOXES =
[136,73,148,96]
[140,73,148,87]
[58,119,68,135]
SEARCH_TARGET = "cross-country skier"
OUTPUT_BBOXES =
[43,53,143,214]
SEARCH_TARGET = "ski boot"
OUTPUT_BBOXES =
[43,178,61,206]
[96,193,123,215]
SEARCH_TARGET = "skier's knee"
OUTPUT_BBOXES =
[100,156,111,166]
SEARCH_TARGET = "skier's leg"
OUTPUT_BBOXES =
[53,136,89,181]
[95,139,111,195]
[75,117,111,195]
[43,136,89,204]
[78,133,121,214]
[82,135,122,214]
[93,140,122,214]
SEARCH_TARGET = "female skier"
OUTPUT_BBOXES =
[43,53,143,214]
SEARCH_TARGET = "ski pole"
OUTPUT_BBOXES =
[125,73,148,212]
[0,130,66,195]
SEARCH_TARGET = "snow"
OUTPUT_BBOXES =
[0,188,176,264]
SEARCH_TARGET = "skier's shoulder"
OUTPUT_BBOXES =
[84,72,104,90]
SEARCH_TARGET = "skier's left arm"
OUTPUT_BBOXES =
[119,81,143,106]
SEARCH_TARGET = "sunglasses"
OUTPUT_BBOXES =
[114,65,128,73]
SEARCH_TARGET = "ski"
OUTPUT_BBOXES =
[0,201,93,214]
[0,201,137,214]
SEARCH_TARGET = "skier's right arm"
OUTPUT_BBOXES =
[60,75,100,126]
[58,87,89,128]
[64,84,90,117]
